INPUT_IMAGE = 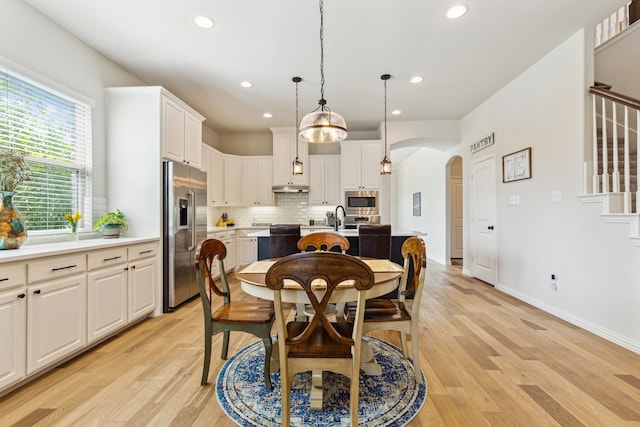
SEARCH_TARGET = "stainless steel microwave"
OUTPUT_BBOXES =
[345,190,379,215]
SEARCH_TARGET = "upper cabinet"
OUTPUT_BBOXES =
[223,156,241,206]
[241,157,273,206]
[162,94,204,169]
[202,144,225,206]
[309,155,340,206]
[105,86,204,237]
[340,140,382,190]
[271,128,308,186]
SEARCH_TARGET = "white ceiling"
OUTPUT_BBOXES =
[23,0,628,135]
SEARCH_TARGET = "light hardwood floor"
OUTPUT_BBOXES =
[2,260,640,426]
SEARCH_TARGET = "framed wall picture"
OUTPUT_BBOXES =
[413,192,421,216]
[502,147,532,183]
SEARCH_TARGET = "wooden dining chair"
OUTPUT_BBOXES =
[296,232,351,320]
[296,231,350,253]
[265,252,374,427]
[348,236,427,383]
[195,238,275,389]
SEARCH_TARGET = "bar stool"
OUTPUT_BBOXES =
[358,224,391,259]
[269,224,301,258]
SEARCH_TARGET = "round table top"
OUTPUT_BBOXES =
[237,257,403,303]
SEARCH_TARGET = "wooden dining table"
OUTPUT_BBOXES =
[236,256,404,410]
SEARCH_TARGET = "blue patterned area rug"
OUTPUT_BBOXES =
[216,336,427,426]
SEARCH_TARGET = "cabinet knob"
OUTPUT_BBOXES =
[18,293,26,299]
[131,265,136,269]
[34,289,41,295]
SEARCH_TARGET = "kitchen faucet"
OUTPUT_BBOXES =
[334,205,346,231]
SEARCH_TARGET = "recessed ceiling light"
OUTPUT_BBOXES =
[194,16,214,29]
[392,110,402,115]
[410,76,423,83]
[240,81,253,88]
[446,5,468,19]
[263,113,272,118]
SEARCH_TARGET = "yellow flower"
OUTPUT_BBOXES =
[64,211,83,226]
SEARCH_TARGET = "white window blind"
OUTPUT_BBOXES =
[0,67,92,232]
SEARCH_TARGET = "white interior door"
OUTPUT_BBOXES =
[470,156,497,285]
[451,177,464,259]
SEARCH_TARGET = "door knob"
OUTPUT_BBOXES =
[488,225,494,230]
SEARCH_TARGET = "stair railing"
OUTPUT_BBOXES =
[590,84,640,213]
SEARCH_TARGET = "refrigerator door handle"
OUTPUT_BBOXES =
[187,190,196,252]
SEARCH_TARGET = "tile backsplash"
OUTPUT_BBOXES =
[208,193,338,227]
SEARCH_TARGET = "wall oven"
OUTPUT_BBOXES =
[345,190,379,215]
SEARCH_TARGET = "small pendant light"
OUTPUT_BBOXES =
[380,74,392,175]
[298,0,347,143]
[292,76,303,175]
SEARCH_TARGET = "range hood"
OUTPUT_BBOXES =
[272,185,309,193]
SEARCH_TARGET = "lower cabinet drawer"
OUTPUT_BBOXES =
[0,263,26,291]
[28,254,86,284]
[87,247,127,271]
[128,242,158,262]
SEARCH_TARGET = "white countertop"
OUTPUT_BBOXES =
[0,236,160,263]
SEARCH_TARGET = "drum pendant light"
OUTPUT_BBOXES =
[292,76,303,175]
[298,0,347,143]
[380,74,392,175]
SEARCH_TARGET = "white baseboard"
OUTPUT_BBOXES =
[496,283,640,355]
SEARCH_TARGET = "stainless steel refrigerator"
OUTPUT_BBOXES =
[163,161,207,312]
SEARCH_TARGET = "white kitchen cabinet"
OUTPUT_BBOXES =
[222,231,237,273]
[127,243,158,322]
[162,94,204,169]
[241,157,273,206]
[27,272,87,374]
[272,128,308,186]
[0,263,27,390]
[106,86,204,238]
[309,155,340,205]
[223,156,241,206]
[202,144,225,206]
[87,247,128,344]
[208,230,237,274]
[237,229,258,266]
[340,140,382,190]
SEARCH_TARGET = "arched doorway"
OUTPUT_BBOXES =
[446,156,463,267]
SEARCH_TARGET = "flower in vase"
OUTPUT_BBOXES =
[64,211,83,233]
[0,151,32,192]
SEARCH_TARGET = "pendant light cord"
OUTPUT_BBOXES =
[319,0,325,109]
[384,77,387,155]
[295,78,300,158]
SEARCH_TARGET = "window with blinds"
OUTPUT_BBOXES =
[0,67,92,233]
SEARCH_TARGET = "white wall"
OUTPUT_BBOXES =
[394,28,640,353]
[392,146,461,265]
[0,0,145,205]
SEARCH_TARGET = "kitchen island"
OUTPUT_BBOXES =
[249,228,425,298]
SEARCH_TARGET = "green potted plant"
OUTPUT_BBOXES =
[93,209,127,238]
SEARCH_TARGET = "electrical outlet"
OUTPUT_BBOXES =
[550,274,558,291]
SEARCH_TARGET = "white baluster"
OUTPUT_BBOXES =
[610,12,618,38]
[592,95,601,193]
[595,23,603,47]
[624,106,631,213]
[612,101,620,193]
[602,97,609,193]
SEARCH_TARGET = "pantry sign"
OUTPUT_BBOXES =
[470,133,494,154]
